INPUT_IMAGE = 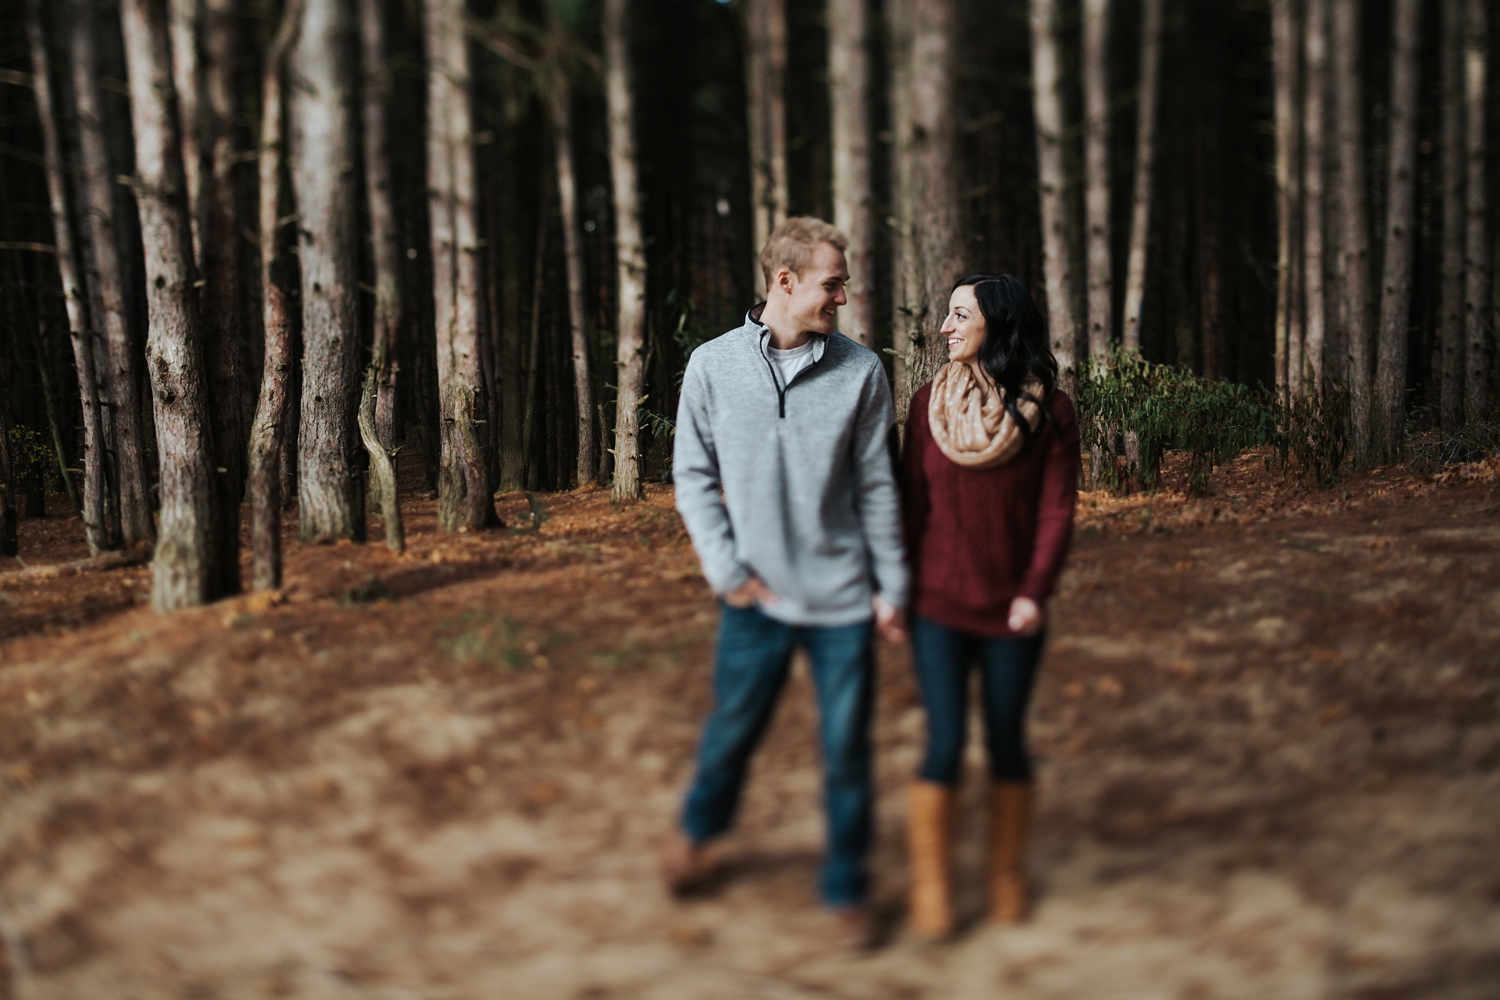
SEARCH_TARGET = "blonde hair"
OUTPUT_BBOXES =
[759,217,849,289]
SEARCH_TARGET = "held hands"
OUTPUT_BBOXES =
[1007,596,1045,636]
[872,595,908,644]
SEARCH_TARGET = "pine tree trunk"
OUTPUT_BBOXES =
[0,396,15,556]
[167,0,201,256]
[1302,0,1328,395]
[1272,0,1301,403]
[27,0,110,555]
[200,0,242,593]
[1333,0,1374,465]
[550,75,596,487]
[1082,0,1111,370]
[248,0,300,590]
[1374,0,1422,462]
[364,0,401,455]
[828,0,873,347]
[279,357,299,506]
[121,0,220,610]
[887,0,960,418]
[767,0,788,230]
[1121,0,1161,354]
[522,190,549,489]
[744,0,789,298]
[1029,0,1079,395]
[291,0,365,542]
[1439,0,1466,430]
[495,13,526,493]
[427,0,493,530]
[1462,0,1489,419]
[70,0,154,545]
[606,0,647,502]
[359,0,402,550]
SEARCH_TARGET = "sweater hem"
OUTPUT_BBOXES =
[753,604,878,629]
[913,599,1030,640]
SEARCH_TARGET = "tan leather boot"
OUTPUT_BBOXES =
[988,781,1034,924]
[906,781,956,941]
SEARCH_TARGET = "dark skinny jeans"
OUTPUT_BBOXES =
[911,615,1045,785]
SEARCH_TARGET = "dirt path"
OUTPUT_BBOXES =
[1,459,1498,999]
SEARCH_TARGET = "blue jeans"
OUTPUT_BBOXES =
[680,603,875,907]
[911,615,1045,785]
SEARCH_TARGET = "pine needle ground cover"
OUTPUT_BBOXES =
[0,452,1497,997]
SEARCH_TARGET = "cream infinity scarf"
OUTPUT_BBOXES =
[927,362,1044,469]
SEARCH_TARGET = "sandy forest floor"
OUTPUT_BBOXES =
[1,451,1499,1000]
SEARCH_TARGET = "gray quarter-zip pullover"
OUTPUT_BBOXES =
[673,307,909,626]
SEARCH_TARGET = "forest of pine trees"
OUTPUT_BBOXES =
[0,0,1496,610]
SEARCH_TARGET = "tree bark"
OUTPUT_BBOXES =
[1374,0,1422,463]
[121,0,220,610]
[1271,0,1301,403]
[0,396,15,556]
[1302,0,1328,394]
[358,0,402,550]
[744,0,788,298]
[427,0,493,530]
[291,0,364,542]
[69,0,154,545]
[606,0,647,502]
[247,0,300,590]
[1333,0,1373,464]
[199,0,243,593]
[1121,0,1161,354]
[522,189,549,489]
[361,0,401,455]
[27,0,109,554]
[1082,0,1111,370]
[549,75,596,487]
[167,0,201,256]
[828,0,873,347]
[1029,0,1079,395]
[888,0,960,419]
[1462,0,1489,420]
[1440,0,1466,430]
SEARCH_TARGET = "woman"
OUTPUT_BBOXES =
[901,274,1080,940]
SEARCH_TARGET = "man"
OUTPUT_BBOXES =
[663,217,908,946]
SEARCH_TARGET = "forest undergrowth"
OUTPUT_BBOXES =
[0,449,1497,999]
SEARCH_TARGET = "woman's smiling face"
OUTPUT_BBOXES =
[941,284,985,366]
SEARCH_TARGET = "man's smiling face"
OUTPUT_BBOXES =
[783,242,849,336]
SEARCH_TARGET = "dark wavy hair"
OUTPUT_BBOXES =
[951,273,1058,444]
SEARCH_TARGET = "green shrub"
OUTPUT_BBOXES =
[1075,352,1349,496]
[1076,352,1281,496]
[1280,380,1349,488]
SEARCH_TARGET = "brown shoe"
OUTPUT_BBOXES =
[906,781,956,941]
[988,781,1034,924]
[829,905,879,952]
[660,828,718,896]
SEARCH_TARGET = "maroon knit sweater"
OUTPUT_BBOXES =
[902,382,1081,638]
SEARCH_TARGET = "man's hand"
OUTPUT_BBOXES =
[873,595,907,644]
[723,575,778,608]
[1007,596,1044,636]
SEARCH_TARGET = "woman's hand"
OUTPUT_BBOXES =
[1007,596,1044,636]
